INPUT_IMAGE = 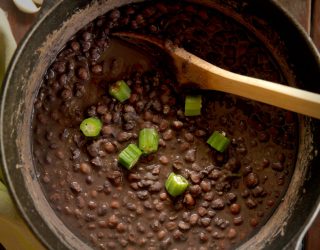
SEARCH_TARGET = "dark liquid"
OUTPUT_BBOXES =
[32,2,298,249]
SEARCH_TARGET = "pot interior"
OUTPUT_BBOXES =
[1,0,320,249]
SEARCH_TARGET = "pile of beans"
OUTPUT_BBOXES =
[32,1,298,249]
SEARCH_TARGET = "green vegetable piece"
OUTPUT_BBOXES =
[80,117,102,137]
[185,95,202,116]
[207,131,230,152]
[109,80,131,102]
[118,144,142,170]
[138,128,159,154]
[165,172,189,197]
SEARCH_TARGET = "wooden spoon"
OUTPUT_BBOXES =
[113,32,320,119]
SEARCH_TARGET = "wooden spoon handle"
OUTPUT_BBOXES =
[172,47,320,119]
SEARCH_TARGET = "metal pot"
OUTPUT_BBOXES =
[1,0,320,249]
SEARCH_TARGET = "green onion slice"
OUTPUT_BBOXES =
[80,117,102,137]
[138,128,159,154]
[207,131,230,152]
[185,95,202,116]
[109,80,131,102]
[165,172,189,197]
[118,144,142,170]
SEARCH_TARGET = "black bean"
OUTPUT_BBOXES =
[258,131,270,142]
[188,213,198,225]
[272,162,284,172]
[225,192,237,204]
[88,200,97,210]
[200,217,211,227]
[173,229,187,241]
[70,181,82,193]
[160,237,172,249]
[245,172,259,188]
[76,196,85,208]
[137,190,149,200]
[172,120,183,130]
[212,231,224,239]
[165,221,177,231]
[200,180,211,192]
[197,207,207,217]
[53,61,66,73]
[137,222,146,233]
[104,142,116,153]
[107,215,119,228]
[261,158,270,168]
[227,228,237,239]
[97,204,108,216]
[233,216,243,225]
[183,193,195,206]
[199,232,209,242]
[230,203,241,215]
[149,181,162,193]
[246,198,257,209]
[201,201,210,208]
[195,129,206,137]
[211,198,225,210]
[117,132,133,142]
[123,121,136,131]
[59,74,68,85]
[250,217,259,227]
[242,165,253,175]
[184,133,194,142]
[151,220,161,232]
[71,41,80,51]
[185,149,196,162]
[126,203,137,211]
[190,172,201,184]
[178,221,190,231]
[163,129,174,140]
[189,185,201,196]
[84,213,96,222]
[225,157,241,172]
[252,186,266,197]
[77,67,89,80]
[152,100,162,112]
[241,189,250,198]
[91,157,104,167]
[215,217,230,229]
[86,176,94,185]
[159,155,169,165]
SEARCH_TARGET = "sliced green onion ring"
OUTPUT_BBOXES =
[185,95,202,116]
[207,131,230,152]
[80,117,102,137]
[138,128,159,154]
[109,80,131,102]
[165,172,189,197]
[118,144,142,170]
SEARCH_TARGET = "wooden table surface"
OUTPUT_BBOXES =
[0,0,319,249]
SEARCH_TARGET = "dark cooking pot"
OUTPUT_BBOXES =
[1,0,320,249]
